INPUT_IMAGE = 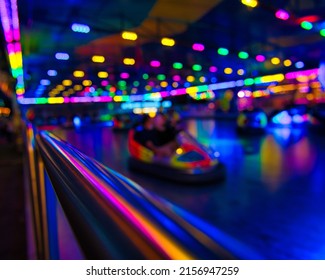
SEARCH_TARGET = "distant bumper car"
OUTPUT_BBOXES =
[128,129,225,184]
[236,108,267,135]
[269,105,310,127]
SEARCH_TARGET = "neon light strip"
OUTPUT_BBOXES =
[18,68,321,105]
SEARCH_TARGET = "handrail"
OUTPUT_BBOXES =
[36,130,262,259]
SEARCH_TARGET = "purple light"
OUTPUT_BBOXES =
[285,68,318,79]
[209,66,218,73]
[173,75,181,82]
[120,72,129,79]
[192,43,205,52]
[275,9,290,20]
[150,60,161,67]
[256,55,266,62]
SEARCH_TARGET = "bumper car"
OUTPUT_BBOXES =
[128,129,225,184]
[269,104,310,127]
[236,108,267,135]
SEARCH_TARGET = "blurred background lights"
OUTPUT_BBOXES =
[320,29,325,37]
[150,60,161,67]
[192,64,202,71]
[98,71,108,78]
[284,59,292,67]
[275,9,290,20]
[55,52,69,60]
[241,0,258,8]
[173,62,183,69]
[218,47,229,56]
[71,23,90,33]
[238,51,249,59]
[123,58,135,65]
[256,54,266,62]
[295,61,305,69]
[73,70,85,77]
[121,31,137,41]
[92,55,105,63]
[209,66,218,73]
[224,67,233,74]
[161,37,175,47]
[271,57,281,65]
[47,70,57,76]
[300,21,313,30]
[192,43,205,51]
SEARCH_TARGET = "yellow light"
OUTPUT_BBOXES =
[306,93,314,101]
[82,80,92,86]
[73,70,85,78]
[62,91,69,97]
[224,67,233,74]
[98,71,109,78]
[74,85,83,91]
[186,75,195,82]
[48,97,64,104]
[271,57,281,65]
[237,69,245,75]
[176,148,183,155]
[148,112,156,118]
[114,96,123,102]
[123,58,136,65]
[241,0,258,8]
[92,55,105,63]
[199,76,206,83]
[16,88,25,95]
[161,37,175,47]
[186,86,197,94]
[121,31,138,41]
[296,75,309,83]
[62,79,72,86]
[56,85,65,91]
[283,59,292,67]
[133,108,142,114]
[145,85,152,91]
[160,81,168,87]
[260,73,284,83]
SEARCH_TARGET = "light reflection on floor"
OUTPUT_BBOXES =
[53,119,325,259]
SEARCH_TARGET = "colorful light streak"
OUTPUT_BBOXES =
[0,0,24,95]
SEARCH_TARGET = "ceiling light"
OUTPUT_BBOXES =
[161,37,175,47]
[121,31,138,41]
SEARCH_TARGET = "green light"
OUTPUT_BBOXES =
[173,62,183,69]
[320,29,325,37]
[142,73,149,80]
[300,21,313,30]
[118,80,127,87]
[192,64,202,71]
[157,74,166,81]
[133,81,140,87]
[244,78,255,86]
[218,48,229,56]
[238,51,249,59]
[36,98,48,104]
[196,85,208,92]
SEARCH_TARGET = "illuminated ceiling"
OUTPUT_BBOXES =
[10,0,325,102]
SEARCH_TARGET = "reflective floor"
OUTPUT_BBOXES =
[53,119,325,259]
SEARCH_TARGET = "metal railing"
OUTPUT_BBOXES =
[24,124,262,259]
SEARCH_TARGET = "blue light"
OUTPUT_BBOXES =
[47,70,57,76]
[40,79,51,86]
[295,61,304,69]
[71,23,90,33]
[55,52,69,60]
[73,116,82,128]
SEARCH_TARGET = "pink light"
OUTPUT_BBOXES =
[150,60,161,67]
[192,43,205,52]
[160,91,169,98]
[173,75,181,82]
[209,66,218,73]
[256,55,266,62]
[120,72,129,79]
[285,68,318,79]
[101,80,109,86]
[275,9,290,20]
[148,81,155,87]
